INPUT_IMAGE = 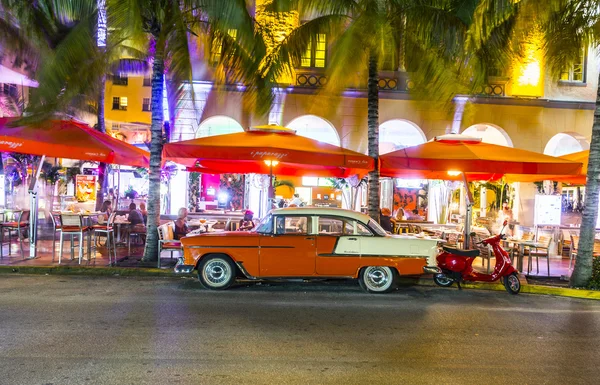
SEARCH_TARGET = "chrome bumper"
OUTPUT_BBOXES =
[423,266,442,274]
[174,257,194,274]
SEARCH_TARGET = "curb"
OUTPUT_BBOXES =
[2,266,599,300]
[401,277,600,300]
[0,265,180,278]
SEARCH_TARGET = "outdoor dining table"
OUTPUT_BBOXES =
[503,239,549,274]
[113,220,131,244]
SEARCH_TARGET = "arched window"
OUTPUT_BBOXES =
[544,132,589,156]
[379,119,426,154]
[196,115,244,138]
[462,124,513,147]
[286,115,340,146]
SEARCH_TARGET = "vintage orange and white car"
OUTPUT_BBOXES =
[175,207,441,293]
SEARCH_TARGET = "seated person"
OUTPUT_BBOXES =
[139,202,148,224]
[238,210,255,231]
[127,202,146,242]
[380,208,394,233]
[392,208,405,224]
[405,209,424,221]
[174,207,189,240]
[98,200,112,224]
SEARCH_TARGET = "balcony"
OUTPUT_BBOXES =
[294,69,413,92]
[112,75,128,86]
[476,78,508,97]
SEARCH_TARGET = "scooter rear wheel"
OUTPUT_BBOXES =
[433,273,454,287]
[503,272,521,295]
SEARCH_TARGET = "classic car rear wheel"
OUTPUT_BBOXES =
[359,266,397,293]
[198,255,236,290]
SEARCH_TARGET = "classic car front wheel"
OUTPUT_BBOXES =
[197,255,236,290]
[359,266,397,294]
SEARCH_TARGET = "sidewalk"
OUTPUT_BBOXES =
[2,237,598,300]
[0,238,179,272]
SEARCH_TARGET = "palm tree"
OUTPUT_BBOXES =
[0,0,147,211]
[535,0,600,287]
[263,0,497,222]
[107,0,212,261]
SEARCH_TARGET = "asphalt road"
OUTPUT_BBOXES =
[1,276,599,385]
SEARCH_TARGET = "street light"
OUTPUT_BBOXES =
[264,160,280,200]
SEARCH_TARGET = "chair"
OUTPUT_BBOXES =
[128,223,147,255]
[49,213,62,262]
[1,210,30,258]
[471,232,492,273]
[93,212,117,266]
[528,235,552,276]
[157,223,182,268]
[58,214,92,264]
[569,234,579,270]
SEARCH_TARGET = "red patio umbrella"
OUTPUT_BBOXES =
[163,128,374,178]
[0,117,150,167]
[379,135,583,248]
[380,135,582,180]
[0,117,150,259]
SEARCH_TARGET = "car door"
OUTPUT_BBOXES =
[259,215,316,277]
[316,216,361,276]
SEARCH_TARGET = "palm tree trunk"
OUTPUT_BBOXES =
[570,74,600,287]
[367,49,380,222]
[95,75,108,212]
[143,47,165,262]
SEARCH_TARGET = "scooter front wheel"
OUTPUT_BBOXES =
[433,273,454,287]
[503,272,521,295]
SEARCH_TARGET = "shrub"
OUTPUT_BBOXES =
[587,257,600,290]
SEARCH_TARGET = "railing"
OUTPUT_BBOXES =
[294,69,413,92]
[476,78,507,97]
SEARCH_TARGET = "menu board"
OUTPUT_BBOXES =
[534,194,562,226]
[75,175,97,202]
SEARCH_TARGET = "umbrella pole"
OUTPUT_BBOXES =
[462,173,474,249]
[27,154,45,259]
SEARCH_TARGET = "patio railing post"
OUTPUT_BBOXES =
[28,155,45,259]
[462,172,473,249]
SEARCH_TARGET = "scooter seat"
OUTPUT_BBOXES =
[442,246,480,258]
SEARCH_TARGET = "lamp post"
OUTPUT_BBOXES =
[264,159,279,200]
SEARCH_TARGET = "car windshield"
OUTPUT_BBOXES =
[254,214,273,234]
[368,219,387,237]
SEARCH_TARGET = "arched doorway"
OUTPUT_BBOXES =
[544,132,589,156]
[378,120,427,214]
[379,119,426,154]
[462,123,513,147]
[196,115,244,138]
[286,115,340,146]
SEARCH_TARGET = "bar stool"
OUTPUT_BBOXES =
[58,214,92,264]
[93,212,117,265]
[1,210,29,259]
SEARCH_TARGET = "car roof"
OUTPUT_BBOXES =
[270,207,373,223]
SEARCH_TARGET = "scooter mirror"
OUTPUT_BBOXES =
[503,219,508,227]
[469,232,476,237]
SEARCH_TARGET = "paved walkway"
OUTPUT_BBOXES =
[0,236,574,278]
[0,238,180,269]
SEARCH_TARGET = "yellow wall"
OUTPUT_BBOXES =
[104,75,152,125]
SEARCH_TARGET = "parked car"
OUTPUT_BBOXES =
[175,207,441,293]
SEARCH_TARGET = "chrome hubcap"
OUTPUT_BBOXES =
[508,275,519,291]
[203,259,231,287]
[435,274,452,285]
[364,267,391,291]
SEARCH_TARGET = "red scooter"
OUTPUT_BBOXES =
[433,220,521,294]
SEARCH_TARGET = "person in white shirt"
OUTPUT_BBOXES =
[289,193,303,207]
